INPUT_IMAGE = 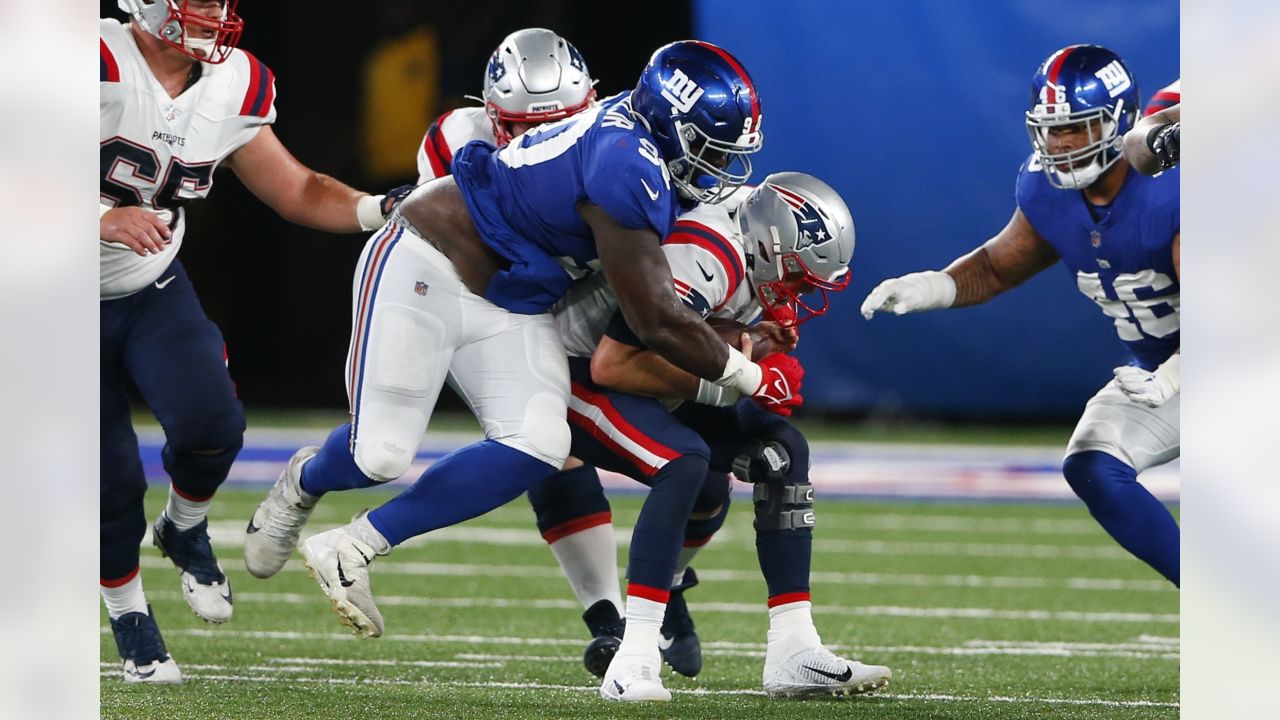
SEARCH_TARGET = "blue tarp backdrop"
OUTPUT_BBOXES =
[694,1,1179,419]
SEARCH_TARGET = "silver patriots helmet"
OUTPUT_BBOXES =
[481,28,597,146]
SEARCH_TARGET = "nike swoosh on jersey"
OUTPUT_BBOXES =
[696,262,715,282]
[154,276,176,289]
[640,178,661,201]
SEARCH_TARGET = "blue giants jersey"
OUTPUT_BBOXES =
[1016,158,1180,370]
[452,92,681,314]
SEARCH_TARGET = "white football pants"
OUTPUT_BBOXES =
[1065,377,1180,471]
[343,222,571,482]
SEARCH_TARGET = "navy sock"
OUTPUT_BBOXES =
[1063,450,1180,586]
[628,455,709,591]
[368,440,556,547]
[299,424,380,498]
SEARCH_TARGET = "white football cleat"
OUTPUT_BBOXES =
[245,445,320,578]
[109,606,183,685]
[600,650,671,702]
[762,643,892,698]
[151,515,232,624]
[300,512,387,638]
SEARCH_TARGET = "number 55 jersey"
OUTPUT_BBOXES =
[1016,158,1180,370]
[99,18,276,300]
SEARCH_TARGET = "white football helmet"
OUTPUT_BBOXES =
[118,0,244,64]
[737,172,855,326]
[481,28,597,146]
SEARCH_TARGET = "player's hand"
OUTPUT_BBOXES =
[751,321,799,353]
[1113,354,1180,407]
[860,270,956,319]
[380,183,417,217]
[357,183,418,231]
[750,352,804,417]
[100,206,171,257]
[1147,122,1180,170]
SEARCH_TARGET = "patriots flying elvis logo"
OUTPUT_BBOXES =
[487,52,507,84]
[767,183,832,251]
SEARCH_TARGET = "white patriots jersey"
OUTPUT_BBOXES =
[99,19,276,299]
[554,202,760,357]
[415,107,495,184]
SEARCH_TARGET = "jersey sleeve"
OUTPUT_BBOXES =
[416,110,457,182]
[100,37,121,84]
[581,130,675,234]
[1143,80,1180,116]
[235,50,277,125]
[661,218,746,317]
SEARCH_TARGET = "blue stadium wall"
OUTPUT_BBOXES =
[693,1,1179,419]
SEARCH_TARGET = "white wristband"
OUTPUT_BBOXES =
[356,194,387,231]
[713,345,763,396]
[918,270,958,309]
[695,378,741,406]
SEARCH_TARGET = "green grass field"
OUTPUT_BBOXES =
[101,486,1179,719]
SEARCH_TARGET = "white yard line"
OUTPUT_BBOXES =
[138,555,1169,592]
[97,667,1177,708]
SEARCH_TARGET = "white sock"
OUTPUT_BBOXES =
[672,545,703,587]
[616,594,665,660]
[101,571,149,619]
[164,485,212,531]
[767,600,822,649]
[548,524,623,613]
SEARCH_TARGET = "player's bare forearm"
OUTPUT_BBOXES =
[946,208,1058,306]
[581,202,729,379]
[591,336,699,398]
[1124,104,1180,175]
[227,125,366,233]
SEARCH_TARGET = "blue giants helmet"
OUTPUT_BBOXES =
[1025,45,1140,189]
[630,40,763,204]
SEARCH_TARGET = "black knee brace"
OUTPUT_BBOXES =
[732,440,815,531]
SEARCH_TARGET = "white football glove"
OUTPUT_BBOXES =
[860,271,957,319]
[1113,354,1180,407]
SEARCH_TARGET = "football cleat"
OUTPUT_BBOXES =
[244,445,320,578]
[152,515,233,623]
[581,599,626,678]
[109,606,183,685]
[600,650,671,702]
[300,512,387,638]
[762,643,892,698]
[659,567,702,677]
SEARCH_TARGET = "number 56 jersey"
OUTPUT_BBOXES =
[1016,159,1180,370]
[99,18,276,300]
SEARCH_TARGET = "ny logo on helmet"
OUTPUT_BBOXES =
[660,69,705,113]
[1094,60,1132,97]
[768,183,833,252]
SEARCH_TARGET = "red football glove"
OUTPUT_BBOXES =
[751,352,804,416]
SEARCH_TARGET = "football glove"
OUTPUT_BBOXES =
[1113,354,1180,408]
[356,183,418,231]
[860,270,957,319]
[1145,122,1180,170]
[751,352,804,417]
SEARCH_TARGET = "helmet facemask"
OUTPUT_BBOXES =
[120,0,243,64]
[752,229,851,327]
[669,120,761,205]
[1026,103,1125,189]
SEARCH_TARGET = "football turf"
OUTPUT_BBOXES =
[102,487,1179,719]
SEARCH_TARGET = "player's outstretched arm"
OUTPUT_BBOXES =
[225,126,408,234]
[1124,104,1180,175]
[861,208,1058,318]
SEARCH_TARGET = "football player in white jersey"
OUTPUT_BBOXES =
[554,172,890,700]
[1125,79,1180,175]
[100,0,407,685]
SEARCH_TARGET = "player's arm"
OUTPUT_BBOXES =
[225,126,408,233]
[861,208,1058,317]
[1123,104,1180,175]
[591,335,700,398]
[100,205,172,257]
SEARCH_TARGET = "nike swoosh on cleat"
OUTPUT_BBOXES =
[613,680,625,695]
[245,518,261,534]
[336,558,356,587]
[127,666,158,680]
[803,664,853,682]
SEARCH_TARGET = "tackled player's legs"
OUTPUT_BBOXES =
[1064,379,1180,586]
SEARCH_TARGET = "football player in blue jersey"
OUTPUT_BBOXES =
[861,45,1180,587]
[241,41,810,648]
